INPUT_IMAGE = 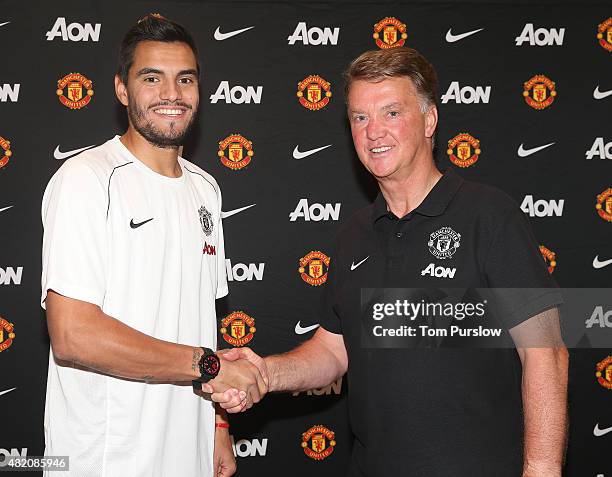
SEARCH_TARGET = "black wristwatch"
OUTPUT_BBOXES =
[192,347,221,391]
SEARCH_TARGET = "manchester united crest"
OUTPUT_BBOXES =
[218,134,254,170]
[428,227,461,259]
[198,205,213,236]
[447,133,481,168]
[299,251,330,286]
[301,425,336,460]
[0,317,15,353]
[596,188,612,222]
[596,17,612,52]
[539,245,557,274]
[0,136,12,169]
[373,17,407,49]
[523,75,556,110]
[596,356,612,390]
[57,73,94,109]
[220,311,256,347]
[297,75,331,111]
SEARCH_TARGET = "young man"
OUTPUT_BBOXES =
[41,14,266,477]
[214,48,569,477]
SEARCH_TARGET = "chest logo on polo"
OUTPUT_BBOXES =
[199,205,213,236]
[428,227,461,259]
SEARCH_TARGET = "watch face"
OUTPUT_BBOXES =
[203,354,220,377]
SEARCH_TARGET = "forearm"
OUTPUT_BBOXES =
[47,293,200,382]
[216,405,229,424]
[521,347,569,475]
[265,337,345,392]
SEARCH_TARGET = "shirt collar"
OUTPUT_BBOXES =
[372,168,464,223]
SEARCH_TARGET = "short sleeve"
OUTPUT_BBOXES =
[317,242,342,335]
[215,188,228,299]
[483,207,563,328]
[41,161,108,309]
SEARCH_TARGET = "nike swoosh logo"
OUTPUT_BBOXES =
[445,27,484,43]
[0,387,16,397]
[221,204,256,219]
[351,256,370,271]
[130,218,154,229]
[295,321,320,335]
[593,86,612,100]
[593,255,612,269]
[54,145,95,160]
[517,142,555,157]
[293,144,332,160]
[594,423,612,437]
[0,22,10,28]
[0,205,13,214]
[214,26,254,41]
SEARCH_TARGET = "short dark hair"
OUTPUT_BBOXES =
[117,13,200,85]
[344,47,438,112]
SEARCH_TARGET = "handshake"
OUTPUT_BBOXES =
[200,348,269,413]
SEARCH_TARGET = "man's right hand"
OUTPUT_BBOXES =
[201,351,267,411]
[203,348,269,413]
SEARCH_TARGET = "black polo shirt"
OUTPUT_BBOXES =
[319,169,562,477]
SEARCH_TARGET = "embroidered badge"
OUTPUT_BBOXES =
[199,205,213,236]
[428,227,461,259]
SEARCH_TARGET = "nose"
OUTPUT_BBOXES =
[365,116,385,141]
[159,79,181,102]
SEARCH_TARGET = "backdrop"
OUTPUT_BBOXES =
[0,0,610,475]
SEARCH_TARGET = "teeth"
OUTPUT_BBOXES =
[155,108,183,115]
[370,146,392,153]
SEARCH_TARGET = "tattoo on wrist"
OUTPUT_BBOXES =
[142,375,153,382]
[192,348,201,372]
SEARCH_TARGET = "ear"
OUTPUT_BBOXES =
[424,104,438,139]
[114,75,129,106]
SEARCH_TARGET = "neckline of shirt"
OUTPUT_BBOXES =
[372,168,464,223]
[111,135,187,186]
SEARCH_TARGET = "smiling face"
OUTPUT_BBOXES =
[115,40,199,149]
[347,76,437,181]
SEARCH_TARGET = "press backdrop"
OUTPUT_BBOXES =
[0,0,610,475]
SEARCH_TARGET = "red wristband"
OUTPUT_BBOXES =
[215,422,230,429]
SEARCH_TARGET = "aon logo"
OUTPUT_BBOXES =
[288,22,339,45]
[421,263,456,279]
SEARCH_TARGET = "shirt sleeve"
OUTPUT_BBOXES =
[317,241,342,335]
[41,160,108,309]
[215,187,228,299]
[483,206,563,329]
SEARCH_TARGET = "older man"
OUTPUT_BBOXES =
[215,48,568,477]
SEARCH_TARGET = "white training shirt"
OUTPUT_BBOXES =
[40,135,228,477]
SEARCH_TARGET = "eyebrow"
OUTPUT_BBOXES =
[135,68,198,77]
[348,102,403,115]
[381,102,402,110]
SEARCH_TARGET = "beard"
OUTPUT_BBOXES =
[127,92,197,149]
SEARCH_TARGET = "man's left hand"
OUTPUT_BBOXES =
[213,425,236,477]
